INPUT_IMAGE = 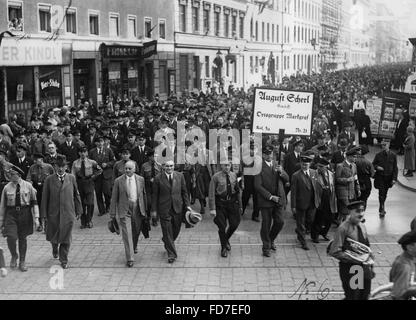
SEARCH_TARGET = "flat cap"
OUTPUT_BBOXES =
[347,201,366,212]
[398,230,416,247]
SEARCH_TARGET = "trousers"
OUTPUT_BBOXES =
[160,209,182,259]
[214,199,241,248]
[260,207,284,252]
[52,243,70,264]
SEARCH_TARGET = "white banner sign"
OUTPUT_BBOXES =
[0,39,63,66]
[252,88,314,136]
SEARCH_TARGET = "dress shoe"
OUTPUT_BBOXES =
[252,217,260,222]
[322,235,331,242]
[271,243,277,251]
[61,263,68,269]
[301,243,310,251]
[152,219,158,227]
[312,238,320,244]
[225,241,231,251]
[168,257,176,264]
[200,206,205,215]
[0,267,7,278]
[134,248,138,254]
[19,262,28,272]
[379,212,386,219]
[10,255,18,269]
[88,222,93,229]
[262,251,271,257]
[221,248,228,258]
[53,250,58,259]
[37,225,43,232]
[126,261,134,268]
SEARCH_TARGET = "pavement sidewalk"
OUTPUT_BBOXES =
[397,154,416,192]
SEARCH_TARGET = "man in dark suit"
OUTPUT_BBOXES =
[12,144,33,178]
[291,153,322,250]
[89,136,116,216]
[372,139,398,218]
[331,138,349,167]
[83,124,98,150]
[283,140,304,191]
[254,145,289,257]
[151,160,190,263]
[392,112,409,155]
[59,131,79,169]
[131,133,152,171]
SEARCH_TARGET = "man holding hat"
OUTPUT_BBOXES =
[335,146,361,223]
[291,152,321,250]
[372,139,398,218]
[109,161,148,267]
[389,230,416,300]
[254,145,289,257]
[26,153,55,232]
[0,165,40,272]
[41,155,82,269]
[329,200,374,300]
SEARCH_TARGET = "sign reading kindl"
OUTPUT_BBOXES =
[0,39,63,66]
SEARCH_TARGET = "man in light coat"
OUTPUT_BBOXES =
[109,161,147,268]
[41,155,82,269]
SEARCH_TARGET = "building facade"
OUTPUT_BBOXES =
[1,0,175,120]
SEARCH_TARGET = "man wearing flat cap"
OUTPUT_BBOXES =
[372,139,398,218]
[335,146,361,224]
[41,155,82,269]
[291,152,322,250]
[329,201,374,300]
[26,154,55,232]
[389,230,416,300]
[0,165,40,272]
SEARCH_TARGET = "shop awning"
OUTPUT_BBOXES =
[100,40,157,59]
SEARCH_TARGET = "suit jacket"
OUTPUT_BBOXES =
[335,161,360,200]
[151,171,190,218]
[283,151,301,181]
[109,174,147,219]
[131,145,152,170]
[338,131,356,146]
[316,169,337,213]
[89,147,115,180]
[12,157,33,178]
[254,160,289,209]
[331,150,346,166]
[291,169,321,211]
[59,142,79,166]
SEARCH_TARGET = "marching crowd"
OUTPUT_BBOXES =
[0,63,415,300]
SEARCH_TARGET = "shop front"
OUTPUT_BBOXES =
[0,38,71,121]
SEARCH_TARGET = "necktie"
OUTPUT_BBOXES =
[15,183,21,207]
[128,178,134,198]
[151,162,155,177]
[322,172,329,187]
[226,173,232,199]
[81,159,86,178]
[169,174,173,186]
[60,176,64,184]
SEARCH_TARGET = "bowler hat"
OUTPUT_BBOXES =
[185,209,202,227]
[108,218,120,235]
[55,155,68,167]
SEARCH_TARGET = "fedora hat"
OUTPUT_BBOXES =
[185,209,202,226]
[108,218,120,235]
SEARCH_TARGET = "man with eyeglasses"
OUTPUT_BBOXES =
[329,201,374,300]
[151,160,190,264]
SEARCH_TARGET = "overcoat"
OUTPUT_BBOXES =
[40,174,82,243]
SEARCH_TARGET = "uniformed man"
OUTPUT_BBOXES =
[12,144,33,178]
[209,160,243,258]
[44,142,63,167]
[72,147,103,229]
[329,201,374,300]
[26,153,55,232]
[372,139,398,218]
[389,230,416,300]
[0,165,40,272]
[140,150,162,226]
[0,149,13,195]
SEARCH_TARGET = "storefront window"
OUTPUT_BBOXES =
[39,66,62,107]
[127,61,139,99]
[108,62,122,99]
[7,67,34,104]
